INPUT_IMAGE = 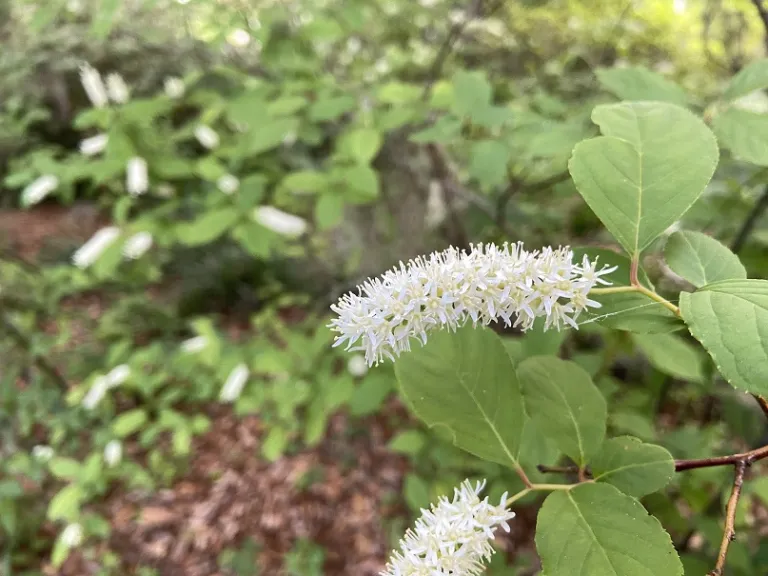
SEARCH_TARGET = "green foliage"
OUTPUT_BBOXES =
[590,436,675,497]
[570,102,719,257]
[681,279,768,395]
[395,326,526,470]
[664,230,747,287]
[517,357,606,467]
[536,483,683,576]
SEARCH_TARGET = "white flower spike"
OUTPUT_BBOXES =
[253,206,308,237]
[330,242,617,366]
[181,335,208,353]
[126,157,149,196]
[22,175,58,206]
[106,364,130,387]
[106,73,130,104]
[220,363,249,402]
[72,227,121,269]
[217,174,240,195]
[123,232,153,259]
[194,125,220,149]
[381,479,514,576]
[82,376,109,410]
[61,523,84,549]
[79,133,108,156]
[164,76,185,99]
[104,440,122,467]
[79,63,108,108]
[32,445,54,462]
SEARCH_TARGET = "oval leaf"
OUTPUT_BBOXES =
[395,325,526,470]
[591,436,675,497]
[664,230,746,288]
[680,279,768,395]
[517,356,606,467]
[536,483,683,576]
[631,333,706,383]
[569,102,718,256]
[175,208,240,246]
[712,107,768,166]
[596,66,689,106]
[721,59,768,101]
[112,409,148,437]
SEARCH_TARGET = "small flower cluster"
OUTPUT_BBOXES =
[72,228,154,268]
[330,242,616,365]
[381,479,514,576]
[82,364,131,410]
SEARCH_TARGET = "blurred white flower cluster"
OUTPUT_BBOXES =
[381,479,514,576]
[82,364,131,410]
[330,242,616,366]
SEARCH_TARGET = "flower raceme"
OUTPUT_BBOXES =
[381,479,514,576]
[329,242,617,366]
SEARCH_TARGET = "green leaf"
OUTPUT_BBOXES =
[591,436,675,497]
[631,333,705,383]
[377,82,422,104]
[249,118,299,155]
[569,102,718,256]
[388,430,427,455]
[395,326,525,469]
[309,96,356,121]
[595,67,689,106]
[267,95,308,117]
[721,59,768,101]
[452,70,492,119]
[339,128,382,163]
[536,483,683,576]
[175,208,240,246]
[231,222,272,258]
[282,171,328,194]
[47,484,83,521]
[348,373,394,416]
[48,457,81,480]
[680,279,768,395]
[315,194,345,230]
[262,427,288,461]
[712,108,768,166]
[340,165,379,200]
[112,409,148,437]
[403,473,431,512]
[469,140,510,191]
[517,356,606,467]
[572,247,683,334]
[410,116,462,144]
[664,231,746,288]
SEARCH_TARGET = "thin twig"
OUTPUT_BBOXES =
[752,394,768,420]
[730,184,768,254]
[1,313,69,392]
[708,461,747,576]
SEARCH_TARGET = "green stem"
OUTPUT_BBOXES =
[589,285,681,317]
[504,482,576,508]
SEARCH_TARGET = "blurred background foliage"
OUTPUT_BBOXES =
[1,0,768,574]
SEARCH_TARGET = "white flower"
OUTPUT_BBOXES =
[194,125,220,149]
[80,63,108,108]
[282,132,297,146]
[82,376,109,410]
[217,174,240,195]
[60,523,83,549]
[106,364,130,388]
[122,232,153,259]
[382,479,514,576]
[106,73,130,104]
[253,206,308,237]
[227,28,251,47]
[126,157,149,196]
[329,243,617,366]
[220,363,249,402]
[72,227,121,269]
[181,335,208,353]
[104,440,122,467]
[22,175,58,206]
[347,355,368,377]
[79,133,108,156]
[164,77,185,99]
[32,445,54,462]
